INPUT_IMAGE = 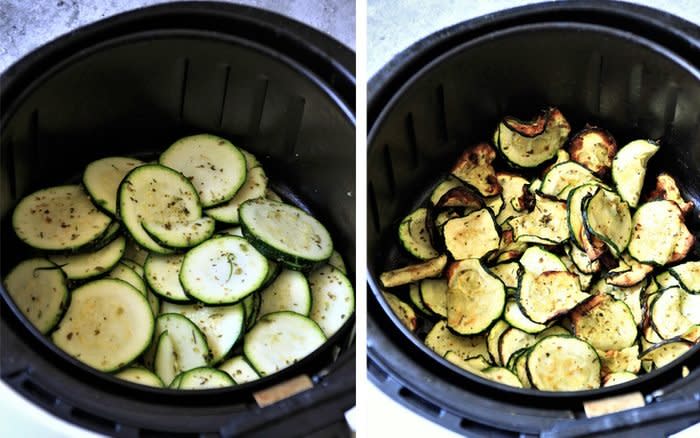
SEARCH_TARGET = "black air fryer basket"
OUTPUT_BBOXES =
[368,1,700,436]
[0,3,355,437]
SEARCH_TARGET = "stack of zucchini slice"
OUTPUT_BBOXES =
[380,108,698,391]
[4,134,354,390]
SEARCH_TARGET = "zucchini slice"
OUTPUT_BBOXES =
[656,270,681,290]
[13,185,112,251]
[669,225,696,264]
[485,194,505,217]
[83,156,144,215]
[52,279,154,372]
[495,173,529,224]
[606,254,653,287]
[425,320,488,359]
[180,236,268,305]
[498,327,537,366]
[161,301,245,365]
[124,238,149,266]
[383,292,417,331]
[518,271,588,324]
[160,134,247,207]
[527,336,601,391]
[593,278,646,327]
[567,183,606,260]
[598,345,641,375]
[640,339,693,369]
[681,324,700,343]
[670,261,700,294]
[49,236,126,280]
[308,264,355,337]
[583,187,632,257]
[443,208,500,260]
[571,294,637,350]
[435,186,484,211]
[541,161,599,200]
[568,126,617,176]
[479,367,523,388]
[628,201,687,266]
[489,262,521,289]
[4,258,69,334]
[242,292,261,330]
[519,246,566,276]
[492,229,528,263]
[240,198,333,269]
[258,269,311,317]
[446,259,506,335]
[114,366,164,388]
[510,194,568,245]
[444,352,491,372]
[612,139,659,208]
[603,372,637,387]
[409,283,434,316]
[397,208,439,260]
[561,255,594,290]
[650,287,696,339]
[512,350,533,388]
[244,311,326,377]
[536,325,571,339]
[647,173,694,216]
[328,250,347,275]
[494,107,571,168]
[379,255,447,288]
[450,143,501,196]
[178,367,234,390]
[504,300,548,334]
[205,164,268,224]
[144,253,190,302]
[107,262,147,295]
[430,177,464,205]
[420,279,447,317]
[153,314,211,385]
[487,320,510,365]
[142,217,215,249]
[218,356,260,384]
[566,244,601,274]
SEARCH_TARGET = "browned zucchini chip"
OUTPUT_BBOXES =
[444,209,500,260]
[568,126,617,176]
[646,173,694,216]
[451,143,502,196]
[518,271,589,324]
[571,294,637,351]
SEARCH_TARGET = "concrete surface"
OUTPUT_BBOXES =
[0,0,355,74]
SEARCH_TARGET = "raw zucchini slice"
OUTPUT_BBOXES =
[612,139,659,208]
[218,356,260,384]
[89,221,122,250]
[205,165,268,224]
[425,320,488,359]
[161,301,245,364]
[142,217,215,249]
[121,258,144,275]
[52,279,154,372]
[3,258,69,334]
[489,262,521,289]
[487,320,510,365]
[567,183,606,259]
[640,339,693,369]
[83,156,144,215]
[568,127,617,176]
[504,300,547,334]
[598,345,641,375]
[494,107,571,168]
[647,173,694,216]
[379,255,447,288]
[328,250,347,275]
[628,201,686,266]
[584,187,632,257]
[244,311,326,376]
[409,283,434,316]
[180,236,269,304]
[498,327,537,366]
[242,292,261,329]
[443,208,500,260]
[49,236,126,280]
[510,194,568,245]
[258,269,311,317]
[144,253,190,302]
[13,185,112,251]
[118,164,202,254]
[446,259,506,335]
[527,336,601,391]
[240,198,333,268]
[444,352,491,372]
[420,279,447,317]
[519,246,566,276]
[160,134,247,207]
[153,314,210,385]
[541,161,599,200]
[603,372,637,387]
[383,292,417,331]
[495,173,529,224]
[115,366,164,388]
[518,271,588,324]
[571,294,637,350]
[107,262,147,295]
[430,177,463,205]
[124,239,149,266]
[650,287,696,339]
[309,264,354,337]
[670,261,700,294]
[397,208,438,260]
[177,367,234,389]
[450,143,501,196]
[169,372,184,389]
[606,254,653,287]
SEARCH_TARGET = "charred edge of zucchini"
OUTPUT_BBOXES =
[450,143,502,196]
[502,108,550,138]
[435,186,485,209]
[568,125,617,176]
[646,173,694,216]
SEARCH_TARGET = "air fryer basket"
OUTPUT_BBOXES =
[368,2,700,436]
[0,3,355,437]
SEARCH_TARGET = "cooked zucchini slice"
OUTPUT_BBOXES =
[612,139,659,208]
[485,193,505,217]
[498,327,537,366]
[446,259,506,335]
[536,325,571,339]
[571,294,637,350]
[424,320,488,359]
[650,287,696,339]
[379,255,447,288]
[142,217,215,249]
[398,208,438,260]
[450,143,501,196]
[480,367,523,388]
[52,279,154,372]
[561,254,594,290]
[177,367,234,389]
[435,186,485,211]
[489,262,521,289]
[487,320,510,365]
[603,372,637,387]
[444,208,500,260]
[566,244,600,274]
[504,300,548,334]
[308,264,354,337]
[430,177,464,205]
[258,269,311,317]
[670,261,700,294]
[83,157,144,216]
[152,313,210,385]
[494,107,571,168]
[593,278,646,327]
[519,246,566,276]
[492,229,528,263]
[510,194,568,245]
[420,279,447,317]
[568,126,617,176]
[628,201,687,266]
[4,258,69,334]
[444,352,491,372]
[408,283,432,316]
[383,292,417,331]
[518,271,588,323]
[606,253,653,287]
[495,173,529,224]
[541,161,599,200]
[647,173,694,216]
[115,366,164,388]
[13,184,112,251]
[160,134,247,208]
[681,324,700,343]
[527,336,601,391]
[49,236,126,280]
[242,292,261,330]
[144,253,190,302]
[512,350,533,388]
[598,345,641,375]
[640,339,693,369]
[205,162,268,224]
[583,187,632,257]
[218,356,260,384]
[567,183,606,260]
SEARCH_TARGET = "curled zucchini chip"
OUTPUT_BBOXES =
[567,183,606,260]
[571,294,637,351]
[669,225,695,264]
[429,177,463,205]
[398,208,439,260]
[568,126,617,176]
[527,336,601,391]
[444,209,500,260]
[492,229,528,263]
[495,173,529,224]
[670,261,700,294]
[379,255,447,288]
[409,283,434,317]
[541,161,600,200]
[494,107,571,168]
[510,194,568,245]
[583,187,632,257]
[425,320,489,359]
[518,271,588,324]
[612,139,659,208]
[383,292,417,331]
[606,253,653,287]
[640,338,693,369]
[566,244,600,274]
[450,143,501,196]
[592,278,646,327]
[681,324,700,343]
[646,173,694,216]
[628,201,688,266]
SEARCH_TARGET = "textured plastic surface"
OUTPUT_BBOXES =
[368,1,700,436]
[0,3,354,437]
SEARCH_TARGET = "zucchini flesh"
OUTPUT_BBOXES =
[242,291,261,330]
[142,217,215,249]
[598,345,641,375]
[485,194,504,217]
[4,258,69,334]
[52,279,154,372]
[159,134,247,208]
[510,194,568,245]
[115,366,164,388]
[670,261,700,294]
[425,320,488,359]
[107,262,147,295]
[205,165,268,224]
[83,156,144,215]
[450,143,501,196]
[443,208,500,260]
[519,246,566,276]
[628,201,686,265]
[49,236,126,280]
[603,372,637,387]
[153,314,210,385]
[397,208,438,260]
[571,294,637,350]
[383,292,417,331]
[446,259,506,335]
[536,326,570,339]
[487,320,510,365]
[259,269,311,317]
[541,161,599,200]
[612,139,659,207]
[561,255,594,291]
[518,271,588,323]
[489,262,521,289]
[513,351,533,388]
[479,367,523,388]
[177,367,234,389]
[379,255,447,288]
[124,238,149,266]
[13,185,112,251]
[244,311,326,376]
[444,352,490,372]
[328,250,347,275]
[420,278,447,317]
[308,264,355,337]
[584,188,632,257]
[527,336,601,391]
[568,127,617,176]
[593,278,646,327]
[144,253,190,302]
[218,356,260,384]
